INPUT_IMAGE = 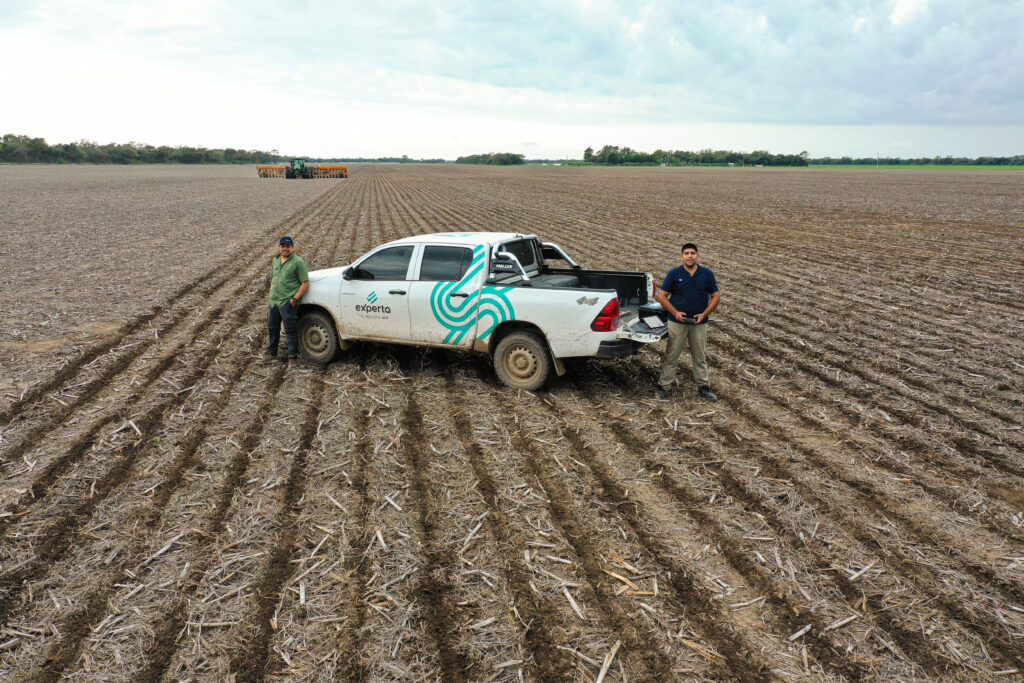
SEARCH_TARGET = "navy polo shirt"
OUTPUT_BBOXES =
[661,264,718,323]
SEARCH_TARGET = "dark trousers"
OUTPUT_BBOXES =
[267,302,299,357]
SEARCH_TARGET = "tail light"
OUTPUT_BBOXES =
[591,297,620,332]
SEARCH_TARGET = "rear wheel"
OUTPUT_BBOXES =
[493,331,552,391]
[298,311,339,364]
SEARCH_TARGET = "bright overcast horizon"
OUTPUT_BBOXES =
[2,0,1022,160]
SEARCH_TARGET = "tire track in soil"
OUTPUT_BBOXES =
[400,394,475,682]
[704,328,1024,576]
[597,360,1024,672]
[0,296,262,634]
[134,364,291,682]
[0,290,245,531]
[709,328,1024,542]
[462,385,684,682]
[229,367,329,682]
[330,402,373,682]
[561,374,951,679]
[721,307,1024,469]
[25,359,289,683]
[583,366,974,678]
[538,388,875,682]
[0,182,342,431]
[442,372,576,681]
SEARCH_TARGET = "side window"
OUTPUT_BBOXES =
[420,246,472,281]
[501,239,538,272]
[355,246,413,280]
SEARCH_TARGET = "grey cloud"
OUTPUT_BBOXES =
[11,0,1022,127]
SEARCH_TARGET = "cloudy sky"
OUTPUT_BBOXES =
[2,0,1022,159]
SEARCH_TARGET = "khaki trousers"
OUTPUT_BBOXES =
[658,320,709,390]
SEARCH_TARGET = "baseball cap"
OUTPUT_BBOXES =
[279,236,294,246]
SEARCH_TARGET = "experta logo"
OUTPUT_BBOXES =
[356,290,390,315]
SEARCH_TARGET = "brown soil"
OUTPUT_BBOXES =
[0,164,1022,682]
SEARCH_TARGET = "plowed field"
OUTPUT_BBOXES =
[1,164,1022,682]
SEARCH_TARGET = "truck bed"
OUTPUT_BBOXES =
[496,267,651,314]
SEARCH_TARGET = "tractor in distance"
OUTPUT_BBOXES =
[258,159,348,178]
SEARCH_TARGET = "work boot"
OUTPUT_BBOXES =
[697,386,718,402]
[259,351,277,364]
[287,356,298,370]
[654,387,672,400]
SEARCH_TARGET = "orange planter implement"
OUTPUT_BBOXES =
[257,165,287,178]
[257,164,347,178]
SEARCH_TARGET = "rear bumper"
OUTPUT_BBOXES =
[596,338,639,358]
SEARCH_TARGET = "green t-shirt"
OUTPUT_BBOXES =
[269,254,309,307]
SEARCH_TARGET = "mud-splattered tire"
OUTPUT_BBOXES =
[493,331,552,391]
[298,310,339,364]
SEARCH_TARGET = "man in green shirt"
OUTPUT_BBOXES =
[263,236,309,368]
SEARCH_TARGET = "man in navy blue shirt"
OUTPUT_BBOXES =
[654,243,720,401]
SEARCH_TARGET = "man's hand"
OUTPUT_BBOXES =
[674,310,689,323]
[694,312,707,323]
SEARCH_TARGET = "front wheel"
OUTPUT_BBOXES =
[493,331,552,391]
[298,311,340,363]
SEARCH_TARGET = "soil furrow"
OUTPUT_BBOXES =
[134,363,290,682]
[400,394,475,681]
[230,367,328,682]
[441,372,576,680]
[542,388,874,682]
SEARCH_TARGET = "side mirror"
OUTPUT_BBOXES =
[343,266,354,280]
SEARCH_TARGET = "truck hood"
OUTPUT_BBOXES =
[309,266,350,282]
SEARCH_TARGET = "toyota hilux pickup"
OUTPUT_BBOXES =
[295,232,668,390]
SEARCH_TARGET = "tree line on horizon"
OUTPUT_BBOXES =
[0,134,281,164]
[455,152,526,165]
[582,146,1024,167]
[584,145,809,166]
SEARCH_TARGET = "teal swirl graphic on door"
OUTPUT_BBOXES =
[430,245,515,344]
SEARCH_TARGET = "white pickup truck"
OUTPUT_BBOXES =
[295,232,668,390]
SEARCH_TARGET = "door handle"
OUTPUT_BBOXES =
[388,289,407,295]
[449,292,469,299]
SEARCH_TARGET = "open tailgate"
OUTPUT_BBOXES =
[616,304,668,343]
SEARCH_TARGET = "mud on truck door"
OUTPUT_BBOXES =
[407,244,487,348]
